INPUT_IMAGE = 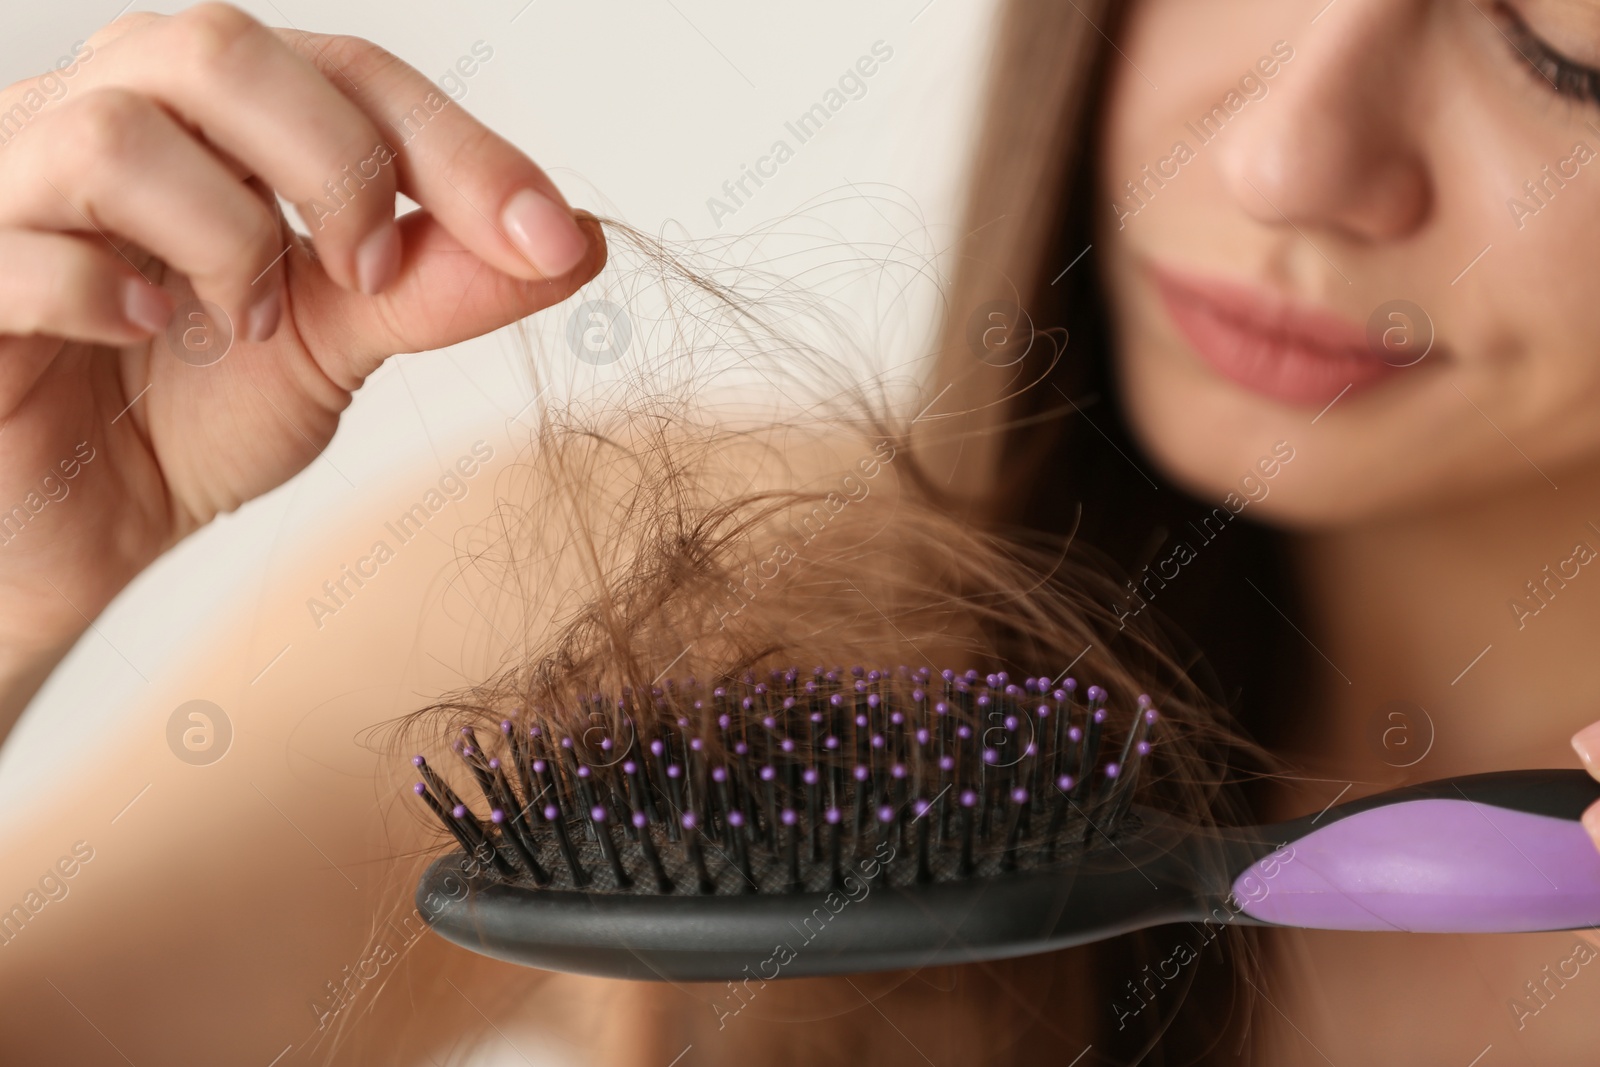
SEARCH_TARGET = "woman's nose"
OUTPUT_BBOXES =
[1213,2,1433,244]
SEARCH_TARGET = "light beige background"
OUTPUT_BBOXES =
[0,0,996,814]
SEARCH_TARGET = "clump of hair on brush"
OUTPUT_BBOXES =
[382,212,1264,1067]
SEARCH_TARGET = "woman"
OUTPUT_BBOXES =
[932,0,1600,1061]
[2,1,1599,1063]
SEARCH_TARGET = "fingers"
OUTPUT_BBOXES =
[276,30,591,282]
[0,229,172,345]
[0,88,288,342]
[1572,723,1600,847]
[295,211,606,386]
[76,4,403,295]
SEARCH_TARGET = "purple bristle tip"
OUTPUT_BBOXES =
[451,804,467,818]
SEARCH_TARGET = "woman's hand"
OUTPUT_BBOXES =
[0,4,603,724]
[1572,723,1600,843]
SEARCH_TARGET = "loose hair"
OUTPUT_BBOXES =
[374,207,1273,1065]
[927,0,1307,1061]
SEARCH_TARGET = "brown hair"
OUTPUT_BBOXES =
[924,0,1313,1061]
[371,179,1286,1063]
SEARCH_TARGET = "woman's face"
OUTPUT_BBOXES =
[1100,0,1600,526]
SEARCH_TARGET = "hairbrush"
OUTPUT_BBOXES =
[410,667,1600,981]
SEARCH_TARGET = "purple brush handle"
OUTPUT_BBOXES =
[1233,797,1600,932]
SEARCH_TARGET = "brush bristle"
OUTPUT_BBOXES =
[411,667,1159,895]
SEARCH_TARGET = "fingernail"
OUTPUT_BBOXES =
[356,220,402,295]
[500,188,587,279]
[122,279,172,334]
[1573,722,1600,768]
[1583,800,1600,847]
[246,288,282,343]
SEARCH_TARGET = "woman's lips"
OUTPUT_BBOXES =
[1150,263,1400,407]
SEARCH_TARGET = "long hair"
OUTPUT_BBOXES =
[926,0,1309,1060]
[368,200,1275,1065]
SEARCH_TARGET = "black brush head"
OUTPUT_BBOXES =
[410,666,1173,979]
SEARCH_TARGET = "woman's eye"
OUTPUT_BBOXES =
[1496,1,1600,106]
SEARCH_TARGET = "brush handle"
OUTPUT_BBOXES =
[1230,770,1600,933]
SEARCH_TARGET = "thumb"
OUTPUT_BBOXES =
[290,210,607,389]
[1571,722,1600,849]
